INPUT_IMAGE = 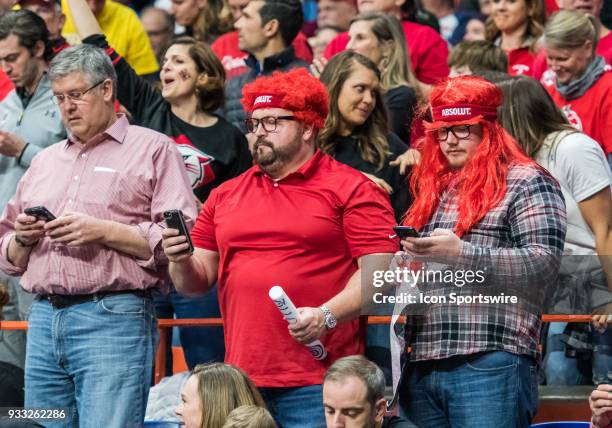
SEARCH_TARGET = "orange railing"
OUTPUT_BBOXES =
[0,315,596,384]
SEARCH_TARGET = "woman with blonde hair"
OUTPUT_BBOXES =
[176,363,267,428]
[544,9,612,165]
[346,12,419,143]
[485,0,546,76]
[170,0,233,44]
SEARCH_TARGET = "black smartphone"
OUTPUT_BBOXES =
[163,209,194,254]
[393,226,420,239]
[24,206,56,222]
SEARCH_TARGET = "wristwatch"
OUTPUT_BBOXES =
[319,305,337,330]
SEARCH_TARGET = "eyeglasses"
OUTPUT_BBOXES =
[51,80,105,105]
[245,116,295,133]
[436,125,473,142]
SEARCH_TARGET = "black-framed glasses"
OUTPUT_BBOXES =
[436,125,473,142]
[51,80,106,105]
[245,116,295,133]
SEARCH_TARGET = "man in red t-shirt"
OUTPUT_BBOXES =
[211,0,313,80]
[161,69,398,428]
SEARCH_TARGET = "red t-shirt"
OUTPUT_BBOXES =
[211,31,314,80]
[506,46,540,76]
[546,71,612,154]
[533,33,612,84]
[0,69,14,102]
[191,150,398,387]
[323,21,449,85]
[544,0,559,15]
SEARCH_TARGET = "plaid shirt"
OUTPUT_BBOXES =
[398,163,567,362]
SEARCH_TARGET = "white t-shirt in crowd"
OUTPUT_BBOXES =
[536,130,612,255]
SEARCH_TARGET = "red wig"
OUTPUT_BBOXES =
[403,76,536,237]
[241,68,329,129]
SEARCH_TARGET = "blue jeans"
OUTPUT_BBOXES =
[545,322,612,385]
[25,293,158,428]
[259,385,326,428]
[154,284,225,375]
[399,351,539,428]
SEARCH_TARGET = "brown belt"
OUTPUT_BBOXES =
[38,289,150,309]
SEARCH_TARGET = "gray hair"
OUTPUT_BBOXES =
[545,10,600,51]
[324,355,386,405]
[49,44,117,100]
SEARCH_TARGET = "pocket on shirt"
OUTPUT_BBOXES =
[80,171,120,207]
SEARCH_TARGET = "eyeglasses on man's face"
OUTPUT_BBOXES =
[51,79,106,105]
[245,116,295,133]
[436,125,474,142]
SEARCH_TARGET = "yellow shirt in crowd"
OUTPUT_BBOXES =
[62,0,159,75]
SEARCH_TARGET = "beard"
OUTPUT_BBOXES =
[252,135,303,174]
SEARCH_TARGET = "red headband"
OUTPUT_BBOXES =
[431,103,498,122]
[251,94,286,111]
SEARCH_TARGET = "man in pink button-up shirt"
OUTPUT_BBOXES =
[0,44,196,427]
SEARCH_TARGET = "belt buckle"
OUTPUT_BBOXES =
[47,295,68,309]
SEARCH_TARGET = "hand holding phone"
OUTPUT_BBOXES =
[163,209,194,254]
[393,226,420,239]
[24,206,56,222]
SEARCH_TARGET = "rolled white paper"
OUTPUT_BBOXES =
[268,285,327,360]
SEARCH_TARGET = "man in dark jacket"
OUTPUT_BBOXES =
[221,0,309,132]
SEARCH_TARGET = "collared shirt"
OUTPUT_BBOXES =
[399,163,566,363]
[0,115,196,295]
[191,150,398,388]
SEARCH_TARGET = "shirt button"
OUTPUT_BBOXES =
[273,183,279,188]
[73,176,79,181]
[54,247,60,251]
[81,153,87,159]
[68,199,73,204]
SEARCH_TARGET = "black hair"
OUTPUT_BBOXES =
[260,0,304,47]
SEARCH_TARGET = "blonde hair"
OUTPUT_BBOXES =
[191,0,233,43]
[350,13,420,96]
[544,10,600,51]
[192,363,266,428]
[222,405,278,428]
[485,0,546,52]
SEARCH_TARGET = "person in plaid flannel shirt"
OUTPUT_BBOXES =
[390,76,567,427]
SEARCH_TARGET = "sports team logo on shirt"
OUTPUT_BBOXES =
[172,134,216,189]
[512,64,531,75]
[561,105,583,131]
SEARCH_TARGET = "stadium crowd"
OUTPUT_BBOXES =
[0,0,611,427]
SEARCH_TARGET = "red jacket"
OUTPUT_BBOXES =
[323,20,449,85]
[211,31,313,80]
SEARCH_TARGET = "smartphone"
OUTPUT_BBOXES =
[163,209,194,254]
[393,226,420,239]
[24,206,56,222]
